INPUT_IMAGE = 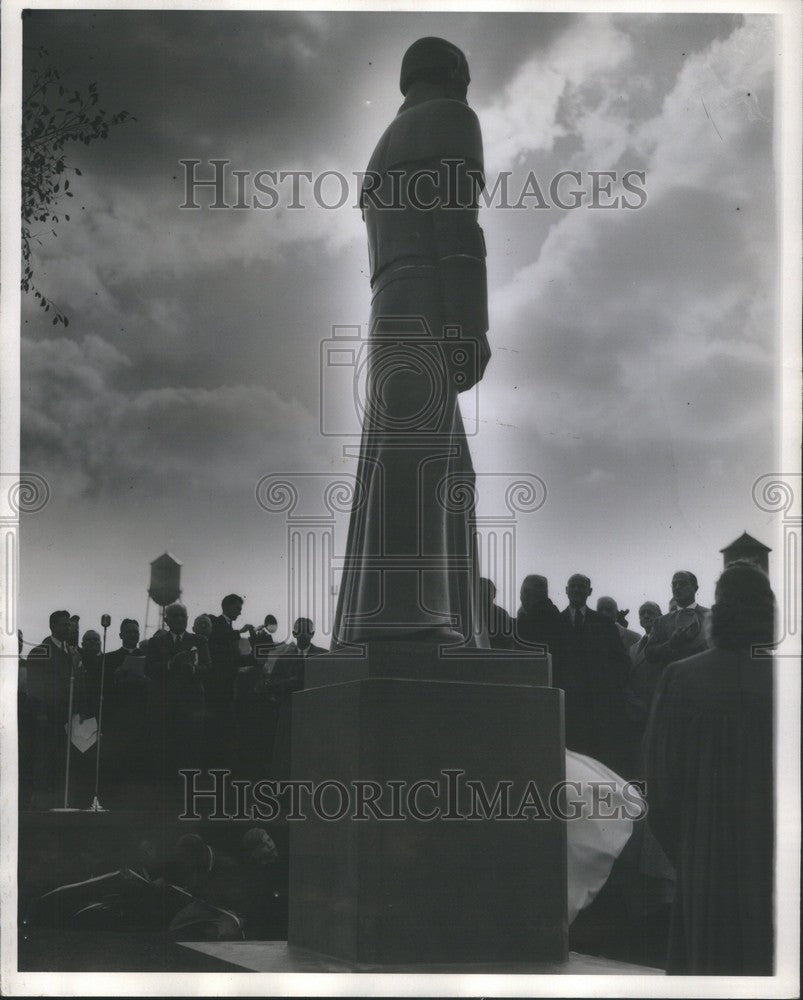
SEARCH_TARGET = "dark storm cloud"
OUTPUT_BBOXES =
[13,9,785,652]
[21,334,333,500]
[24,10,337,169]
[22,9,572,187]
[19,10,776,518]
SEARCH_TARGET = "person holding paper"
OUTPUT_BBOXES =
[206,594,256,770]
[145,604,211,787]
[101,618,149,793]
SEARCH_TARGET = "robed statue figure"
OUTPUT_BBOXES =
[332,37,491,648]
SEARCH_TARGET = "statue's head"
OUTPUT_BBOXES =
[400,37,470,97]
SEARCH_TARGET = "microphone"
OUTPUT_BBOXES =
[89,614,113,812]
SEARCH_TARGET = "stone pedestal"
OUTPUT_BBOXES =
[288,646,567,965]
[304,640,552,688]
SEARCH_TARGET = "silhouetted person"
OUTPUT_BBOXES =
[515,574,565,674]
[235,616,284,779]
[559,574,632,774]
[596,596,640,650]
[479,577,515,649]
[26,610,88,804]
[248,614,279,659]
[80,629,105,718]
[269,618,326,782]
[627,601,663,723]
[207,594,253,768]
[103,618,149,794]
[145,603,210,785]
[644,571,709,669]
[193,614,213,640]
[644,561,774,974]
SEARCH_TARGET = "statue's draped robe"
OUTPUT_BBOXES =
[333,97,490,647]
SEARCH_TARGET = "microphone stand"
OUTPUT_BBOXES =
[51,644,80,812]
[88,620,110,812]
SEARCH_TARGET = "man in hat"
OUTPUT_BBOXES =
[332,37,491,648]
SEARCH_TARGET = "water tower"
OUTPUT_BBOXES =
[720,532,771,574]
[146,552,182,633]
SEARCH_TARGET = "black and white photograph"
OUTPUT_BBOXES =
[1,1,800,995]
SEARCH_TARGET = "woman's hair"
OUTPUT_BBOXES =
[710,559,775,650]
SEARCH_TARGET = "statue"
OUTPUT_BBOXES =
[293,51,568,961]
[332,37,491,648]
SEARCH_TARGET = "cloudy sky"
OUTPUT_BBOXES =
[17,8,780,646]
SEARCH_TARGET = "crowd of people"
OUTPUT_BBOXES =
[17,560,775,974]
[18,594,322,807]
[479,568,712,780]
[482,561,775,975]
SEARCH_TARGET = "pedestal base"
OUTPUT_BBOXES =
[288,665,566,965]
[305,640,551,688]
[180,941,661,975]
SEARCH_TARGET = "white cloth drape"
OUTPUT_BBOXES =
[565,749,642,923]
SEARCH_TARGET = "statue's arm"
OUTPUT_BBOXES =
[432,148,490,387]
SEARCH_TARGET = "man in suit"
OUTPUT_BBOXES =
[644,571,710,669]
[206,594,255,768]
[628,602,662,673]
[269,618,326,781]
[80,630,104,717]
[26,610,88,803]
[145,603,210,784]
[101,618,149,794]
[235,615,282,779]
[558,574,633,774]
[106,619,145,675]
